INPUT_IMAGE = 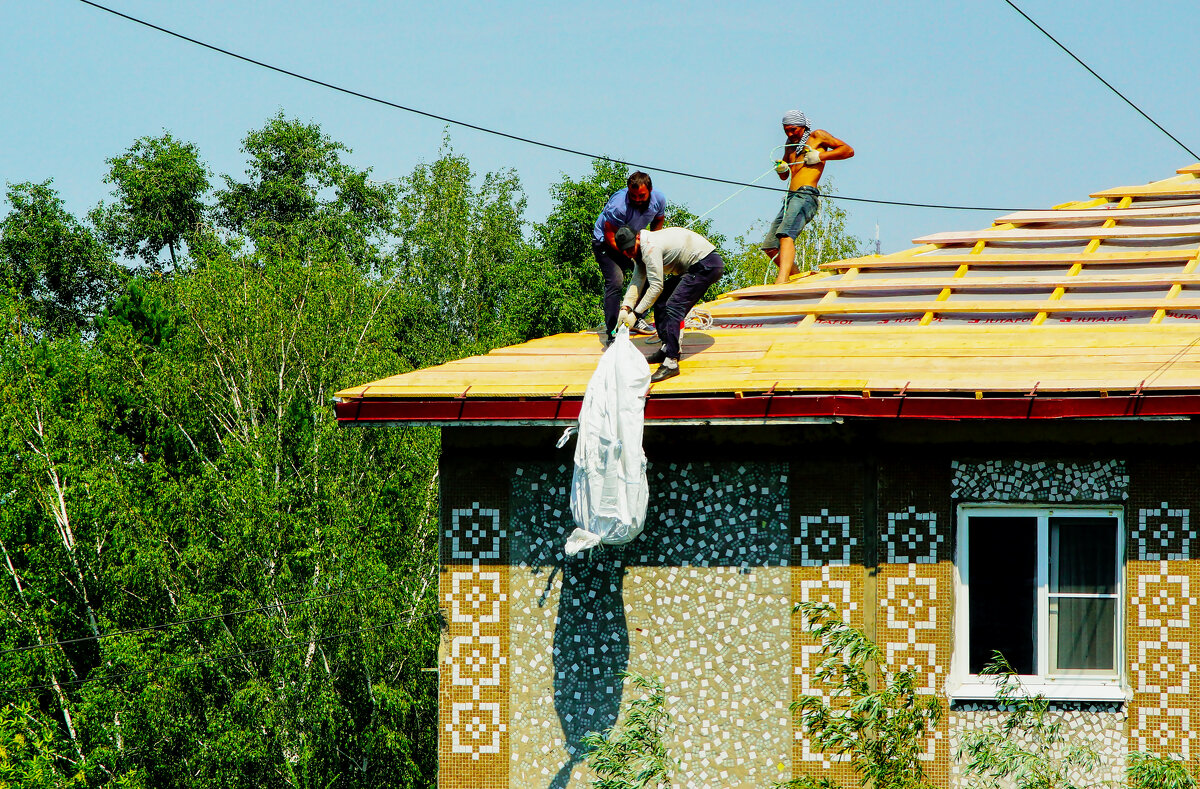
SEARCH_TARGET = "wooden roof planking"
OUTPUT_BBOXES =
[335,165,1200,422]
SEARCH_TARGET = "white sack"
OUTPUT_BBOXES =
[563,326,651,556]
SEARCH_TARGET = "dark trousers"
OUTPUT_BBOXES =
[594,240,631,336]
[654,251,724,360]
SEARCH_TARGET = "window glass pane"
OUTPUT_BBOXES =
[1050,597,1116,672]
[968,516,1037,674]
[1050,517,1117,594]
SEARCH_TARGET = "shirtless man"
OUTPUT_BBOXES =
[763,110,854,285]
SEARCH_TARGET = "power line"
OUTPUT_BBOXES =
[76,0,1025,213]
[0,580,397,658]
[1001,0,1198,161]
[7,609,441,695]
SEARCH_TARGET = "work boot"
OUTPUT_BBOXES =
[650,360,679,383]
[646,348,668,365]
[631,317,656,336]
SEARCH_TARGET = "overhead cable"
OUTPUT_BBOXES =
[77,0,1024,213]
[1001,0,1198,160]
[0,580,397,658]
[7,610,440,694]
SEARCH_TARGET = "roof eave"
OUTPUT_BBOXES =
[334,391,1200,426]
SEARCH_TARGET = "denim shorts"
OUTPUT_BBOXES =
[762,186,819,248]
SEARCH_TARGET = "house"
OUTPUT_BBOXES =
[335,163,1200,788]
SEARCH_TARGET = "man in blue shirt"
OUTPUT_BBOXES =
[592,171,666,340]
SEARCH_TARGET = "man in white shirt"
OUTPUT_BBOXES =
[614,225,725,383]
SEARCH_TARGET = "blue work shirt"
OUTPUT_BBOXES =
[592,187,667,242]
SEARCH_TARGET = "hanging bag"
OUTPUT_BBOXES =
[561,326,651,555]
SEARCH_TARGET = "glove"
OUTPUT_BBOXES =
[617,308,636,330]
[774,159,789,174]
[803,147,822,166]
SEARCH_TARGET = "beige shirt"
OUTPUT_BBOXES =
[621,227,716,315]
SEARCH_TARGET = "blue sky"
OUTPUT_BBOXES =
[2,0,1198,255]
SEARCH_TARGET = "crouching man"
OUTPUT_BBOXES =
[614,225,724,383]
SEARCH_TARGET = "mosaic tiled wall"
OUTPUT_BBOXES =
[881,459,954,787]
[440,465,511,788]
[790,461,866,787]
[1127,458,1200,769]
[948,703,1126,786]
[437,448,1200,788]
[507,461,792,789]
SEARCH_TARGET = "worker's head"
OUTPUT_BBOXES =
[626,171,653,210]
[615,226,639,258]
[782,110,809,141]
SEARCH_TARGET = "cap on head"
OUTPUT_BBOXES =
[781,109,809,129]
[615,226,637,251]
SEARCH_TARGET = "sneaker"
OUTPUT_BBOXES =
[631,318,656,336]
[650,363,679,383]
[646,348,668,364]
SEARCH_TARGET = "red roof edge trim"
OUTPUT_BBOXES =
[335,393,1200,424]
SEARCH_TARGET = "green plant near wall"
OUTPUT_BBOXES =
[957,654,1105,789]
[1126,751,1197,789]
[582,672,675,789]
[777,602,942,789]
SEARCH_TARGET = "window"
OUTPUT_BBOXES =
[954,506,1123,699]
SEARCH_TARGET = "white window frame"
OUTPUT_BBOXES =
[951,504,1127,702]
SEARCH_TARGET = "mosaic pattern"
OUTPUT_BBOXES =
[950,459,1128,502]
[449,501,505,560]
[508,461,791,788]
[1134,503,1194,561]
[878,461,953,784]
[440,473,510,788]
[948,703,1126,787]
[443,565,510,763]
[794,565,859,770]
[797,509,854,566]
[882,565,942,695]
[884,507,941,564]
[1129,560,1200,760]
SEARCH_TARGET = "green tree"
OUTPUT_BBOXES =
[956,655,1104,789]
[216,112,397,274]
[392,135,530,353]
[0,181,120,335]
[780,602,942,789]
[1127,751,1197,789]
[90,132,211,272]
[582,673,674,789]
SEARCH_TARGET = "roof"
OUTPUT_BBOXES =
[336,164,1200,424]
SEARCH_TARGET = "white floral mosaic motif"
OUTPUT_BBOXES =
[797,509,855,566]
[1134,503,1194,561]
[884,507,940,564]
[796,565,855,768]
[1130,562,1200,761]
[450,622,507,699]
[446,701,506,760]
[949,459,1128,502]
[446,567,507,624]
[448,501,504,560]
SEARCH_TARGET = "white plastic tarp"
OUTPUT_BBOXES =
[561,326,651,555]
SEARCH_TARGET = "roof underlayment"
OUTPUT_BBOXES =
[335,164,1200,423]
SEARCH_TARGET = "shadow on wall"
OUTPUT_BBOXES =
[510,460,790,789]
[548,552,628,789]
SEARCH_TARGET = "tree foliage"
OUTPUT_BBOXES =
[91,132,211,272]
[0,181,121,335]
[956,655,1103,789]
[0,114,871,788]
[582,673,674,789]
[780,602,942,789]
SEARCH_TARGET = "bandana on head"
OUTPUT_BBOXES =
[781,110,811,148]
